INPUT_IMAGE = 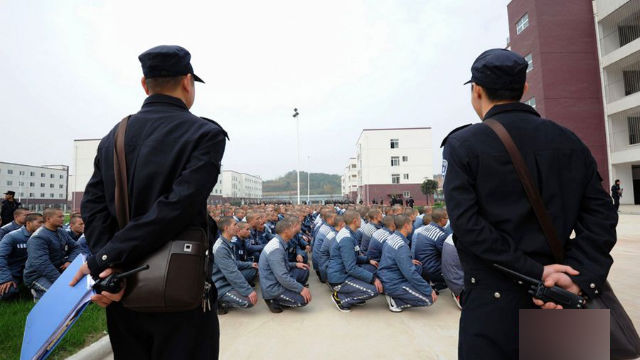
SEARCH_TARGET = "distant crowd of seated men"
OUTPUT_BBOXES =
[0,207,87,301]
[208,203,464,314]
[0,202,464,314]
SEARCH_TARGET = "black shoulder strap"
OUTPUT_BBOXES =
[484,118,564,263]
[114,116,131,229]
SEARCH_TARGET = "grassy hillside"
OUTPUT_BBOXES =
[263,171,341,195]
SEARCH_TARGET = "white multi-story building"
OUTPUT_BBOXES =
[355,127,433,205]
[221,170,262,199]
[71,139,260,207]
[596,0,640,204]
[0,162,69,211]
[342,158,359,201]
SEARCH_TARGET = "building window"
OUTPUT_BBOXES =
[50,184,54,188]
[629,116,640,145]
[391,157,400,166]
[50,193,54,198]
[59,194,64,198]
[19,182,24,186]
[40,183,45,187]
[30,182,35,187]
[516,13,529,35]
[403,191,411,198]
[390,138,399,149]
[50,174,54,179]
[403,174,409,180]
[29,193,34,197]
[59,184,64,189]
[30,171,35,176]
[351,174,357,178]
[40,193,45,197]
[59,175,64,179]
[40,173,45,177]
[19,171,25,176]
[524,97,536,109]
[351,164,356,169]
[6,181,12,186]
[7,169,13,174]
[402,156,408,162]
[392,174,400,184]
[525,53,533,72]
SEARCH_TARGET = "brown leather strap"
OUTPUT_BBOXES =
[114,116,131,229]
[484,118,564,263]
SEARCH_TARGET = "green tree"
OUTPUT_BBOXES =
[421,179,439,205]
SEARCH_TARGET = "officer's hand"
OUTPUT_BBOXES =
[373,278,384,293]
[369,260,379,268]
[248,291,258,305]
[60,262,71,271]
[532,272,582,309]
[542,264,579,281]
[252,262,259,269]
[0,281,16,295]
[296,255,304,263]
[300,287,312,303]
[70,264,126,308]
[412,259,422,266]
[431,289,438,303]
[296,262,310,270]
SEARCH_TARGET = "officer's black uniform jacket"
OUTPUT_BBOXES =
[81,94,227,276]
[442,102,617,299]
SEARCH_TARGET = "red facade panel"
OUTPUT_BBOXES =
[507,0,609,189]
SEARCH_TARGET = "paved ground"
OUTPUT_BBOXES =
[91,211,640,360]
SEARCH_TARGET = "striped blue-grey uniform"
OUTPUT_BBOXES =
[366,227,394,262]
[258,236,308,308]
[211,236,255,308]
[378,232,434,309]
[359,222,381,254]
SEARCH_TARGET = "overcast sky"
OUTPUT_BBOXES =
[1,0,511,180]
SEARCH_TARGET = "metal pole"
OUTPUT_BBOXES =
[293,108,300,205]
[307,156,310,204]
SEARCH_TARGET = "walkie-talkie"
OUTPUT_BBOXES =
[493,264,586,309]
[93,264,149,294]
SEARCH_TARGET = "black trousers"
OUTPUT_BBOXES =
[458,284,535,360]
[106,302,219,360]
[613,196,620,211]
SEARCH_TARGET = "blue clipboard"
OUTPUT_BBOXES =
[20,255,95,360]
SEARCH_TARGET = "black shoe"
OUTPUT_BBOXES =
[304,283,310,288]
[331,291,351,313]
[217,302,228,315]
[265,299,283,313]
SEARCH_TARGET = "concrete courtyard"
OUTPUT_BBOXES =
[87,209,640,360]
[218,210,640,360]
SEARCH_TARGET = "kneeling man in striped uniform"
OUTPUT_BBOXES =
[378,215,438,312]
[259,216,312,313]
[212,217,258,314]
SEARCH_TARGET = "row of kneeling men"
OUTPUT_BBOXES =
[211,204,464,314]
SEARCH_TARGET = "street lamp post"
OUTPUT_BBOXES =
[307,156,311,204]
[293,108,300,205]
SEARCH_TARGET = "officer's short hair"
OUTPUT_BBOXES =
[25,213,43,223]
[394,215,411,229]
[343,210,360,226]
[477,84,524,102]
[382,216,395,229]
[615,179,620,184]
[275,217,297,235]
[432,208,448,223]
[146,75,190,94]
[422,214,433,225]
[367,209,381,221]
[217,216,235,233]
[42,207,62,221]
